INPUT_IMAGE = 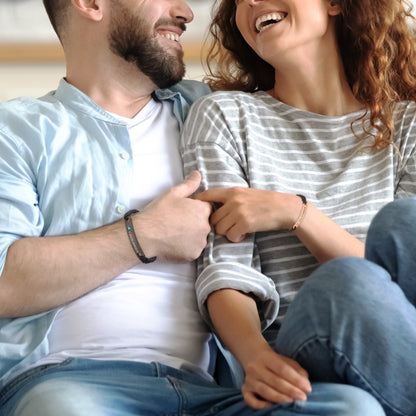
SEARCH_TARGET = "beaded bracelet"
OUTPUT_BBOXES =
[288,194,308,232]
[124,209,157,264]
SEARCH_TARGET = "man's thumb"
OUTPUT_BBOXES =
[175,170,202,197]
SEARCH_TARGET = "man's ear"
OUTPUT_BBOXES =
[327,0,341,16]
[70,0,104,22]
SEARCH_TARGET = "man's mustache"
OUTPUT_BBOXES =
[155,18,187,33]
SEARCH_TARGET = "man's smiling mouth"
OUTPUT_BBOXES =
[160,32,180,42]
[255,12,287,33]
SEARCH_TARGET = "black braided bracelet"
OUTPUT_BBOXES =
[124,209,157,264]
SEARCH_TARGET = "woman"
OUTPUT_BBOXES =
[181,0,416,415]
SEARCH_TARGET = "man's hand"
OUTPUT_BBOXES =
[134,171,212,263]
[241,345,312,409]
[0,172,210,317]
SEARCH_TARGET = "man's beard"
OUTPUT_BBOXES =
[108,2,186,89]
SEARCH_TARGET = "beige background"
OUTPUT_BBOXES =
[1,1,415,102]
[0,0,211,101]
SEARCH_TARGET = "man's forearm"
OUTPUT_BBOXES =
[0,219,138,318]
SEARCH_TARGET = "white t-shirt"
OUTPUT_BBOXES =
[36,99,213,379]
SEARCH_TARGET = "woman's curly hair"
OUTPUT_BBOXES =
[205,0,416,149]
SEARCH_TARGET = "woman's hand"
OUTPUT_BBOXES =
[207,289,312,409]
[195,187,299,242]
[241,344,312,409]
[196,186,365,262]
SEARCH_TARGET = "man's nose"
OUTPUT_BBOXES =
[171,0,194,23]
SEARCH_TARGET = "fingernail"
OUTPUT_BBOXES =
[295,393,307,402]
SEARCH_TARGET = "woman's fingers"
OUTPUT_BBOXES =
[242,351,312,409]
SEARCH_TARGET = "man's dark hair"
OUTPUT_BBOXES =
[43,0,69,42]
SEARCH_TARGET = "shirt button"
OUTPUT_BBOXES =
[120,151,130,160]
[116,205,126,214]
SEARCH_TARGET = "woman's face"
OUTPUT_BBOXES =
[234,0,340,67]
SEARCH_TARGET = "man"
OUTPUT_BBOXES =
[0,0,384,415]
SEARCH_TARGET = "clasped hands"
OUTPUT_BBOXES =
[195,186,300,242]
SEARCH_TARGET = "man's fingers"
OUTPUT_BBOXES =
[173,170,202,198]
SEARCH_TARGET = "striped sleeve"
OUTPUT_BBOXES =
[394,102,416,198]
[181,95,279,329]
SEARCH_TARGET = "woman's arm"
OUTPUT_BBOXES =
[195,187,364,263]
[207,289,312,409]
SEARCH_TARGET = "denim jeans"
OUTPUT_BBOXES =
[273,198,416,416]
[0,358,384,416]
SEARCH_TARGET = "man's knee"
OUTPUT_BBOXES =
[325,384,385,416]
[279,384,385,416]
[12,379,99,416]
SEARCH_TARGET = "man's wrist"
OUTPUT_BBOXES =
[123,209,157,264]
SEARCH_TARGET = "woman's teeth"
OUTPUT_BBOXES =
[255,12,286,33]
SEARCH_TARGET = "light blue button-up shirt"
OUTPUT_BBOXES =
[0,78,210,388]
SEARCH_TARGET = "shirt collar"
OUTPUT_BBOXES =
[53,78,179,124]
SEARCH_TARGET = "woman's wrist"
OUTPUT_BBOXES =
[237,337,273,369]
[274,192,308,231]
[286,194,308,232]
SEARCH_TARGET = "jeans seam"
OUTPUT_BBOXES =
[166,376,183,416]
[293,336,407,416]
[167,376,223,416]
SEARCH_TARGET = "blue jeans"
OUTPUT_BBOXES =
[273,198,416,416]
[0,358,383,415]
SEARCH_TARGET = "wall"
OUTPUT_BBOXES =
[1,0,416,102]
[0,61,206,102]
[0,0,211,101]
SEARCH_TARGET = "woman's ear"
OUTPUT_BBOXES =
[70,0,104,22]
[327,0,342,16]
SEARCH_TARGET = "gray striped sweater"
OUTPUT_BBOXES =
[181,90,416,331]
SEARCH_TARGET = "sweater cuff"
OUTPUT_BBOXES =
[196,262,280,330]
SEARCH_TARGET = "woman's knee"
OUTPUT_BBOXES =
[278,258,390,345]
[366,198,416,256]
[369,198,416,235]
[300,257,388,304]
[366,197,416,284]
[284,256,396,335]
